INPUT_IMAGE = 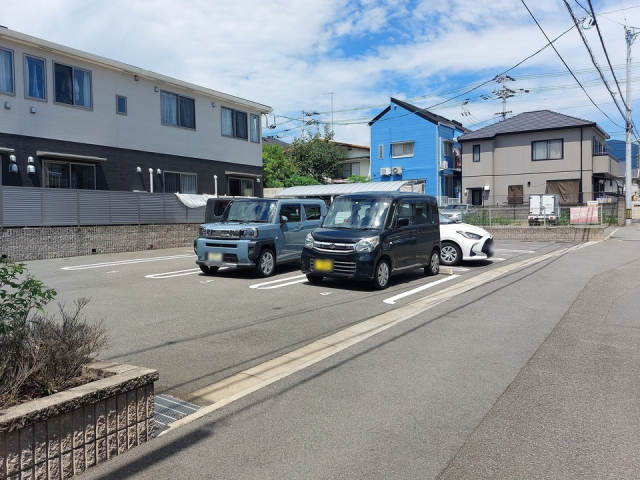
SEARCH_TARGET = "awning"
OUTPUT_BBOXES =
[0,147,15,153]
[36,151,107,162]
[225,171,261,178]
[277,180,425,197]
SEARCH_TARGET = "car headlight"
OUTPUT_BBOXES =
[457,230,482,240]
[199,226,205,237]
[305,233,314,249]
[355,236,380,253]
[239,228,259,238]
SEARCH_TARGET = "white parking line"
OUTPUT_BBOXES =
[383,275,459,305]
[61,254,194,270]
[145,268,203,279]
[494,249,536,254]
[250,275,307,290]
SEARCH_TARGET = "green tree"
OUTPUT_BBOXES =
[262,144,297,188]
[347,175,370,183]
[287,125,345,183]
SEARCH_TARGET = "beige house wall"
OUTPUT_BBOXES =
[461,126,615,204]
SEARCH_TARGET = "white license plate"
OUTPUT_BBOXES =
[207,252,222,262]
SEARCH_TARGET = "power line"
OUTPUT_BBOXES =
[521,0,625,129]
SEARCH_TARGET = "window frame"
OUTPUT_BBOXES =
[378,145,383,160]
[53,61,93,109]
[443,141,453,157]
[23,54,46,101]
[116,95,127,115]
[343,162,360,178]
[42,160,96,190]
[228,176,254,196]
[532,139,563,161]
[160,90,195,129]
[472,145,480,162]
[250,113,260,143]
[0,47,15,96]
[391,141,414,158]
[163,170,197,194]
[222,106,249,140]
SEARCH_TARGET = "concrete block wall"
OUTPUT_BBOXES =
[0,362,158,479]
[0,224,200,262]
[485,226,605,242]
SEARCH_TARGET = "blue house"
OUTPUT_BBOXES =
[368,98,469,203]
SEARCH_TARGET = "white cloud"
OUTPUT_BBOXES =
[3,0,640,146]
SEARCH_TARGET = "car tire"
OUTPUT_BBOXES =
[199,265,219,275]
[371,258,390,290]
[440,241,462,266]
[306,274,323,284]
[254,248,276,277]
[425,250,440,276]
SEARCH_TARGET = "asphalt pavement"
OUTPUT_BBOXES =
[79,224,640,479]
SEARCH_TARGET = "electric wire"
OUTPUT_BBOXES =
[521,0,625,130]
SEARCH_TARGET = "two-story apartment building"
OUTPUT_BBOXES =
[457,110,617,205]
[368,97,469,203]
[0,28,271,197]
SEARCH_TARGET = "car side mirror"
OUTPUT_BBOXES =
[280,215,288,224]
[396,217,410,228]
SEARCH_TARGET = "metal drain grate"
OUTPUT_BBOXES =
[154,394,200,434]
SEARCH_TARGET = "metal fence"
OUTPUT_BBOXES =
[0,187,205,227]
[459,203,619,227]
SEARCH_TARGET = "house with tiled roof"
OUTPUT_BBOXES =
[369,98,469,203]
[457,110,619,205]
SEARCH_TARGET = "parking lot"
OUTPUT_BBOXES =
[23,240,567,405]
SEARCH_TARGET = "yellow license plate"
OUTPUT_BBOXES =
[207,252,222,262]
[314,258,333,272]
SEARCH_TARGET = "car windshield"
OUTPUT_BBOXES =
[439,214,457,224]
[322,197,390,230]
[222,200,277,223]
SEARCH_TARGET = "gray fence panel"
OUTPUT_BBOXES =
[79,190,112,225]
[164,195,189,223]
[110,192,141,224]
[43,189,79,226]
[140,194,167,224]
[2,187,43,227]
[186,206,205,224]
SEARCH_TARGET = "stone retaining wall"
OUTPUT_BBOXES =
[0,362,159,479]
[0,224,608,263]
[484,226,605,242]
[0,224,199,262]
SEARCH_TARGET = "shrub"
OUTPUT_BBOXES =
[0,258,109,408]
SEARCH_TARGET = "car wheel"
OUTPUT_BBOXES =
[440,242,461,266]
[306,274,323,284]
[254,248,276,277]
[199,265,219,275]
[425,250,440,276]
[371,258,390,290]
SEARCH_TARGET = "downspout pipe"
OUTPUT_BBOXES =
[149,168,154,193]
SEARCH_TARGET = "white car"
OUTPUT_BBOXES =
[439,214,494,266]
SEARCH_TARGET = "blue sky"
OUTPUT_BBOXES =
[3,0,640,148]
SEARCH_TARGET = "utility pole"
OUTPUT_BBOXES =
[625,27,639,226]
[325,93,334,134]
[482,75,529,121]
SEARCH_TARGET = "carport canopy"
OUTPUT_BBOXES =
[276,180,425,199]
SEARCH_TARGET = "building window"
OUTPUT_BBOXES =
[343,163,360,178]
[54,62,92,108]
[250,114,260,142]
[24,55,46,100]
[222,107,248,139]
[43,161,95,189]
[391,142,414,158]
[378,145,383,159]
[443,141,453,157]
[0,47,14,95]
[592,137,605,155]
[532,139,563,160]
[473,145,480,162]
[229,177,254,196]
[161,91,195,129]
[508,185,524,205]
[164,171,196,194]
[116,95,127,115]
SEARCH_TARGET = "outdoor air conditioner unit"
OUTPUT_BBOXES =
[440,160,448,170]
[392,166,403,175]
[380,167,392,176]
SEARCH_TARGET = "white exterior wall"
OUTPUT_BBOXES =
[0,31,268,167]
